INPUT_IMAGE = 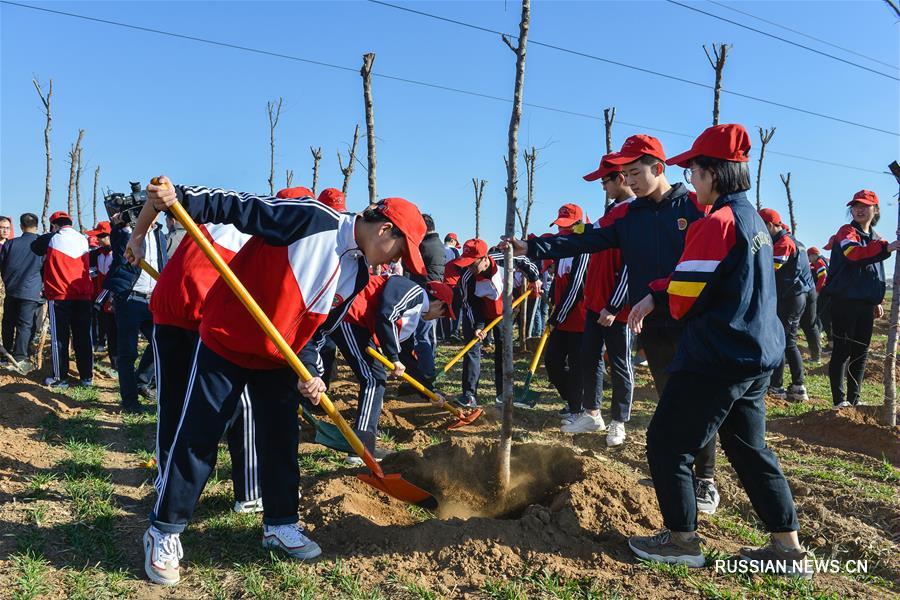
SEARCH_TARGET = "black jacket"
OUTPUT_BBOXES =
[0,233,43,301]
[409,231,445,285]
[823,222,889,305]
[103,224,168,296]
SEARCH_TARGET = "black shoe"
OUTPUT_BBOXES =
[137,385,153,400]
[122,403,152,415]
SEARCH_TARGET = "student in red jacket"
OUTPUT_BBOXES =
[31,211,94,388]
[807,246,831,346]
[136,178,426,587]
[570,155,636,445]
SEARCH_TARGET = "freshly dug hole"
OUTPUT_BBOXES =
[381,438,584,519]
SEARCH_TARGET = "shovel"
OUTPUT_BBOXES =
[435,289,531,381]
[151,179,437,509]
[365,346,483,430]
[135,254,352,453]
[516,325,552,408]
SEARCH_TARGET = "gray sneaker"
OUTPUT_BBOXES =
[262,523,322,560]
[738,540,814,579]
[695,479,720,515]
[786,384,808,402]
[628,529,705,568]
[143,526,182,586]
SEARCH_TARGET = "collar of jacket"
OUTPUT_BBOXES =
[710,190,746,214]
[630,182,688,210]
[342,214,364,259]
[771,228,787,244]
[850,220,879,240]
[477,256,498,280]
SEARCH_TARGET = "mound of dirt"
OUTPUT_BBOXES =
[769,406,899,464]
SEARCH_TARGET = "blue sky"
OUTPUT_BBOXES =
[2,1,898,258]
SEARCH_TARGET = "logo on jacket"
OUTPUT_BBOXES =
[332,294,344,308]
[677,218,688,231]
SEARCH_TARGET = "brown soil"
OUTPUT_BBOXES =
[769,406,900,464]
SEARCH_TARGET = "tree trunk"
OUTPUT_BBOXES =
[92,165,100,226]
[338,124,361,197]
[703,43,731,126]
[67,129,84,219]
[472,178,485,239]
[75,147,84,231]
[361,54,377,206]
[520,147,537,350]
[780,173,797,233]
[498,0,530,493]
[756,127,775,211]
[603,107,616,206]
[310,146,322,195]
[286,169,294,188]
[33,79,52,232]
[882,162,900,426]
[267,98,283,196]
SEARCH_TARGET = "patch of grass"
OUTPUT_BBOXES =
[42,408,102,443]
[63,473,116,521]
[378,428,398,450]
[267,556,320,598]
[324,560,384,599]
[24,503,48,527]
[23,472,57,498]
[726,571,840,599]
[481,577,527,600]
[64,567,131,600]
[388,574,439,600]
[637,558,691,580]
[196,564,229,600]
[9,550,51,600]
[66,385,101,402]
[298,448,346,476]
[767,401,821,419]
[58,439,107,478]
[778,450,898,502]
[708,510,767,546]
[406,504,434,522]
[525,568,616,599]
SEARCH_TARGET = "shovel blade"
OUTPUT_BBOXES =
[357,472,438,510]
[447,407,483,430]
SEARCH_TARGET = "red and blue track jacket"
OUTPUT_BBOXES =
[150,223,252,331]
[550,254,587,332]
[174,186,369,370]
[30,226,93,301]
[343,274,428,362]
[648,191,784,375]
[583,199,634,322]
[809,255,828,293]
[823,222,889,305]
[526,183,707,329]
[771,230,813,299]
[450,253,539,329]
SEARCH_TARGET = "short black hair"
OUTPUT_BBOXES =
[692,156,751,195]
[638,155,664,167]
[422,214,435,232]
[361,205,405,238]
[20,213,38,229]
[847,206,880,227]
[443,234,456,243]
[0,216,10,225]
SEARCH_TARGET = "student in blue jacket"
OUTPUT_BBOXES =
[823,190,899,407]
[623,124,813,577]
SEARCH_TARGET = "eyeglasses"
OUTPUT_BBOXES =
[600,176,616,185]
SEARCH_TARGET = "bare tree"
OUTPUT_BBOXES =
[75,146,84,231]
[472,178,486,239]
[756,126,776,210]
[33,78,52,232]
[92,166,100,226]
[337,123,361,197]
[498,0,530,493]
[883,161,900,426]
[286,169,294,188]
[361,54,377,206]
[884,0,900,18]
[267,97,283,196]
[521,147,537,238]
[780,172,797,233]
[310,146,323,196]
[67,129,84,219]
[703,43,731,126]
[603,107,615,154]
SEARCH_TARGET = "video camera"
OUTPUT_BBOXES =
[104,182,147,227]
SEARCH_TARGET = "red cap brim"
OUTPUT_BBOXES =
[583,168,604,182]
[665,149,699,169]
[402,236,426,277]
[603,153,644,166]
[448,255,481,270]
[551,217,579,228]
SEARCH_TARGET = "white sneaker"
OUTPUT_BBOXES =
[262,523,322,560]
[143,526,182,586]
[560,412,581,425]
[606,420,626,447]
[234,498,264,513]
[834,400,852,409]
[561,412,606,433]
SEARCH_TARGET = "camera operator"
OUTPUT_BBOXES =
[104,210,167,413]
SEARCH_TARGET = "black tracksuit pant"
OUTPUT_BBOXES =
[330,321,387,453]
[646,370,798,533]
[828,298,876,406]
[460,313,504,401]
[581,310,634,421]
[151,342,298,533]
[772,292,806,389]
[544,328,584,415]
[2,296,40,361]
[640,324,717,480]
[799,289,821,359]
[48,299,93,382]
[152,325,259,505]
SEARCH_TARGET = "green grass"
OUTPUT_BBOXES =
[778,450,898,502]
[23,472,57,498]
[481,577,528,600]
[63,473,116,521]
[406,504,434,522]
[9,550,51,600]
[387,574,440,600]
[64,567,131,600]
[708,509,768,546]
[65,385,101,403]
[298,448,346,476]
[324,560,385,599]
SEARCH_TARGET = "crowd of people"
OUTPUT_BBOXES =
[0,122,895,585]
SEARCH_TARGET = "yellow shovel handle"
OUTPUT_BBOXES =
[527,325,552,374]
[159,187,372,464]
[138,259,160,281]
[442,289,531,374]
[365,346,464,418]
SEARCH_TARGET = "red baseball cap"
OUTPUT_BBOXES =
[667,124,752,168]
[376,197,427,277]
[807,246,820,256]
[604,135,666,166]
[317,188,346,212]
[847,189,879,206]
[426,281,456,320]
[447,232,458,241]
[449,238,489,268]
[49,211,72,225]
[276,186,314,199]
[551,203,584,228]
[94,221,112,236]
[758,208,783,226]
[824,235,836,251]
[583,153,622,182]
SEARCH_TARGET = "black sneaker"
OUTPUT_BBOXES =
[122,403,152,415]
[628,529,705,568]
[738,540,814,579]
[137,385,154,400]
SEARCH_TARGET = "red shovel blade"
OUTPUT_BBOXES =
[447,407,484,430]
[357,472,438,510]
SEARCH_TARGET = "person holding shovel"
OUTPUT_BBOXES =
[136,178,426,587]
[445,238,539,408]
[501,134,722,515]
[625,123,814,575]
[318,274,455,464]
[824,190,899,408]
